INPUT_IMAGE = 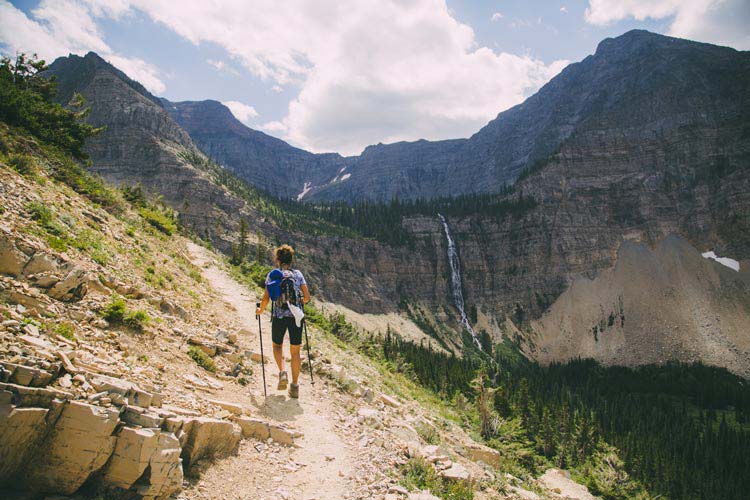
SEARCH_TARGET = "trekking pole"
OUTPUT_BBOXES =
[256,302,267,398]
[302,313,314,385]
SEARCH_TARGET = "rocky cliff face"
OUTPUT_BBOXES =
[44,53,259,246]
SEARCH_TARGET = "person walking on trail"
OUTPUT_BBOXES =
[255,244,310,399]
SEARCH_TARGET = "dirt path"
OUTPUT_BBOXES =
[183,242,358,500]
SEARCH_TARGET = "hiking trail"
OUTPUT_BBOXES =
[183,242,358,500]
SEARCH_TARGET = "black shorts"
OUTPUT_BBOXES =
[271,316,302,346]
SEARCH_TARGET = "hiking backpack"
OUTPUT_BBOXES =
[274,272,299,312]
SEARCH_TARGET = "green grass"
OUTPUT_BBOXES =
[52,322,77,342]
[139,206,177,235]
[123,309,150,331]
[188,345,216,372]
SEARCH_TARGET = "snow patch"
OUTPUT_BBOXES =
[297,182,312,201]
[340,173,351,181]
[702,251,740,272]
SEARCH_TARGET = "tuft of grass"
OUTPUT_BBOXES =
[53,322,77,342]
[188,345,216,372]
[415,421,441,445]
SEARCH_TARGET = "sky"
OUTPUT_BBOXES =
[1,1,748,156]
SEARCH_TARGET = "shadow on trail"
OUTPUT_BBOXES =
[249,394,304,422]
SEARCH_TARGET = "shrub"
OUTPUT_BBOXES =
[101,297,127,323]
[27,201,53,225]
[188,345,216,372]
[123,309,150,331]
[139,206,177,235]
[9,154,36,175]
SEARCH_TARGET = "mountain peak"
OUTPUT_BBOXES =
[45,51,162,108]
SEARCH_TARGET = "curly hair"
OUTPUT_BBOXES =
[275,244,295,266]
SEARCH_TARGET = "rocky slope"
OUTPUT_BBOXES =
[166,30,750,203]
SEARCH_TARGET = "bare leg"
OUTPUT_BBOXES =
[273,342,284,372]
[290,344,301,385]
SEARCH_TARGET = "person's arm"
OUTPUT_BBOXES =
[256,288,269,316]
[300,284,311,305]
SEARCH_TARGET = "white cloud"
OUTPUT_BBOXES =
[491,12,504,21]
[584,0,750,49]
[271,85,284,93]
[0,0,166,94]
[2,0,568,155]
[98,0,568,155]
[560,6,568,13]
[260,120,288,134]
[222,100,259,124]
[207,59,225,71]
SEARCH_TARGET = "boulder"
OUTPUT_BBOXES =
[439,462,471,483]
[48,267,89,302]
[0,233,29,277]
[23,252,60,276]
[134,432,184,499]
[26,401,120,494]
[269,424,296,446]
[179,417,241,468]
[235,417,271,440]
[508,486,541,500]
[0,405,50,481]
[357,407,383,428]
[249,351,269,364]
[101,427,160,489]
[464,443,502,469]
[0,381,72,407]
[89,373,133,395]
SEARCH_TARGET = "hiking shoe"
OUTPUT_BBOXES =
[277,371,288,390]
[288,383,299,399]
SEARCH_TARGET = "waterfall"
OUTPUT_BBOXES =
[438,213,482,350]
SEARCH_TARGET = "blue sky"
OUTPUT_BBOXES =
[1,1,748,155]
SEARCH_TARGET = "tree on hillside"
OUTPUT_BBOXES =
[0,53,100,158]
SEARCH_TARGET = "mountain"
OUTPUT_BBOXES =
[161,99,346,200]
[167,30,750,203]
[42,32,750,379]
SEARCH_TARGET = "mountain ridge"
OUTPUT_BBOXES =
[165,29,750,202]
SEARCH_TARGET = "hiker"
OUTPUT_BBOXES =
[255,244,310,399]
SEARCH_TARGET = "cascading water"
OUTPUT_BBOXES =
[438,213,482,350]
